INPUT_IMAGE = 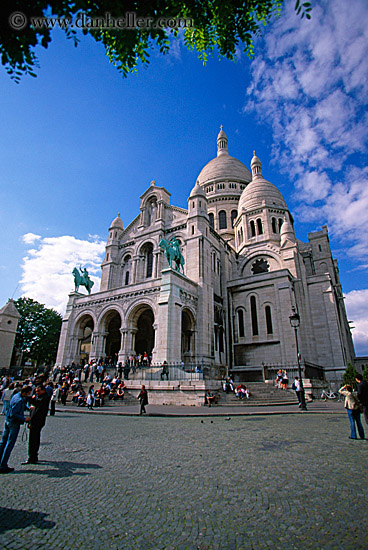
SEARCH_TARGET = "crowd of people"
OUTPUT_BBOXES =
[222,377,250,400]
[275,369,289,390]
[0,366,152,473]
[0,372,52,474]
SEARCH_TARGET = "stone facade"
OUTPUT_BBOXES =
[0,299,20,370]
[56,129,355,382]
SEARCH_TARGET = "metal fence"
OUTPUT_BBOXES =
[105,362,226,381]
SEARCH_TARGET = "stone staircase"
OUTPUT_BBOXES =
[216,382,298,407]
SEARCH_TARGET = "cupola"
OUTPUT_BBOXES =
[251,151,262,179]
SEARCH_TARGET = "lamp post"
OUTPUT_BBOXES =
[289,308,307,411]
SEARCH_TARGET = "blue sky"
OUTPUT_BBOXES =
[0,0,367,355]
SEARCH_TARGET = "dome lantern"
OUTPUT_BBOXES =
[217,125,229,157]
[251,151,263,179]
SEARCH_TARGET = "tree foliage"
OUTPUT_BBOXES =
[363,365,368,381]
[13,297,62,366]
[1,0,312,82]
[342,362,357,388]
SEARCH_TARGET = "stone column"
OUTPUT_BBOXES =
[131,256,139,283]
[92,331,108,361]
[68,336,79,365]
[124,329,137,357]
[118,328,128,364]
[153,250,160,278]
[151,323,159,364]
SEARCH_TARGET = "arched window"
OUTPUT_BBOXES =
[209,213,214,228]
[265,306,273,334]
[272,217,277,233]
[122,254,131,285]
[219,210,227,229]
[238,227,244,244]
[145,244,154,278]
[278,218,283,232]
[238,309,245,338]
[231,210,237,227]
[146,198,157,226]
[250,220,256,237]
[250,296,258,336]
[257,218,263,235]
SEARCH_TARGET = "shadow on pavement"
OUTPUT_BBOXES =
[0,506,55,534]
[16,460,102,478]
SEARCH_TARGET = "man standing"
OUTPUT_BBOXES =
[356,374,368,425]
[0,386,31,473]
[293,377,302,407]
[137,384,148,415]
[22,384,50,465]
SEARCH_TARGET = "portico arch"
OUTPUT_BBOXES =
[128,305,155,357]
[75,314,94,365]
[181,308,195,363]
[100,310,122,362]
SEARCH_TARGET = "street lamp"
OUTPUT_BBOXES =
[289,308,307,411]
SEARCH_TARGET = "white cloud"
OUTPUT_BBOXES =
[22,233,41,244]
[345,289,368,356]
[19,234,105,314]
[244,0,368,260]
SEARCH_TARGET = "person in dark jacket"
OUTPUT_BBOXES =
[0,386,31,473]
[356,374,368,425]
[137,384,148,415]
[22,384,50,465]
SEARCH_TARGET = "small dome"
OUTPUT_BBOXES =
[189,180,207,199]
[280,219,296,245]
[239,178,287,211]
[110,212,124,230]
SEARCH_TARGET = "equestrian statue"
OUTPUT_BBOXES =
[73,266,94,294]
[159,236,185,274]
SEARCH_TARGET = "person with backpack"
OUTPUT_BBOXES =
[338,384,365,440]
[0,386,31,473]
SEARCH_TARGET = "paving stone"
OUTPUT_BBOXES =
[0,413,367,549]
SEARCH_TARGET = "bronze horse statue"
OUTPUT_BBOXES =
[73,267,94,294]
[159,238,185,274]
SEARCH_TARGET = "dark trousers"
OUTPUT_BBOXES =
[29,425,43,461]
[50,401,56,416]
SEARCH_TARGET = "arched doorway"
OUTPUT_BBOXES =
[135,308,155,356]
[76,315,94,365]
[181,309,195,363]
[104,311,122,362]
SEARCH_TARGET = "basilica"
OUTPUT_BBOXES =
[56,129,355,382]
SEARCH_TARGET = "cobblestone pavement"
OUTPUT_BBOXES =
[1,412,367,550]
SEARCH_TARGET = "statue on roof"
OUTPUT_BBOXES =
[159,237,185,274]
[73,266,94,294]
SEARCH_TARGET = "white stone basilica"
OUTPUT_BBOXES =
[56,129,355,382]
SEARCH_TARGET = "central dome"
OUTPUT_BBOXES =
[196,128,251,186]
[197,155,251,186]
